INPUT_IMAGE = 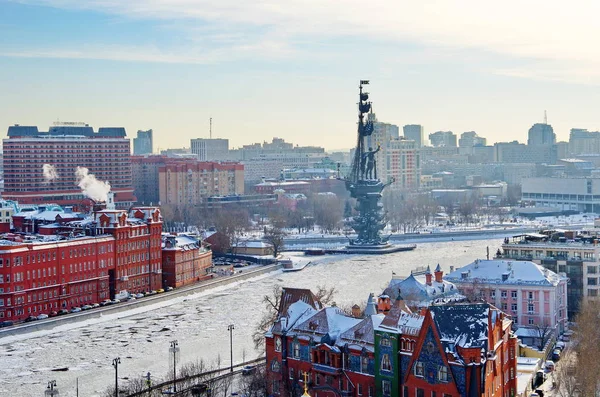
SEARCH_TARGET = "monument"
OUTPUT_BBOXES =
[343,80,415,254]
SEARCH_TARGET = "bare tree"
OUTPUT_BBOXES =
[210,208,250,254]
[312,194,343,233]
[263,226,286,258]
[532,319,554,351]
[572,299,600,396]
[554,350,580,397]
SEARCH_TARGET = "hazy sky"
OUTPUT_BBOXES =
[2,1,600,151]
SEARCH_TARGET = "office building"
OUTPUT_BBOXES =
[569,128,600,155]
[521,176,600,212]
[3,123,135,208]
[494,141,557,164]
[403,124,424,147]
[133,129,153,155]
[528,123,556,146]
[190,138,229,161]
[131,155,169,205]
[428,131,457,147]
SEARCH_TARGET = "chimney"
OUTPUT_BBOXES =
[425,265,432,286]
[434,263,443,283]
[280,317,287,332]
[352,304,361,318]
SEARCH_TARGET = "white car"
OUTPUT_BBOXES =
[36,314,49,320]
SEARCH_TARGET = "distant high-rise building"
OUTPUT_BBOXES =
[528,123,556,146]
[403,124,424,147]
[190,138,229,161]
[494,141,557,164]
[458,131,487,148]
[365,114,399,182]
[428,131,457,147]
[3,123,135,207]
[569,128,600,155]
[133,129,153,155]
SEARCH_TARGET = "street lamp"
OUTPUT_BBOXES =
[44,380,59,397]
[169,340,180,392]
[227,324,235,372]
[112,357,121,397]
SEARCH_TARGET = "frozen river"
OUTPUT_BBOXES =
[0,238,503,397]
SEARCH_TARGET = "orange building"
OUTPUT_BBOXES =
[162,234,212,288]
[158,161,244,206]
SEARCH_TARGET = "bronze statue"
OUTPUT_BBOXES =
[363,145,380,179]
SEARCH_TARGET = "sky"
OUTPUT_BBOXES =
[2,1,600,151]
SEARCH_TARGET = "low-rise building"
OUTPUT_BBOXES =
[444,259,568,334]
[161,234,212,288]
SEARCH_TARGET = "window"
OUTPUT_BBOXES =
[293,342,300,359]
[272,380,280,395]
[274,337,282,352]
[361,355,369,373]
[501,290,507,299]
[438,365,449,382]
[289,368,294,380]
[511,291,517,299]
[490,290,495,298]
[502,303,507,310]
[380,337,391,347]
[528,292,534,300]
[588,277,597,286]
[382,380,391,396]
[528,318,535,325]
[511,303,517,312]
[588,265,597,274]
[381,354,392,371]
[415,361,424,377]
[528,304,534,313]
[271,360,280,372]
[369,386,373,397]
[416,389,424,397]
[358,384,363,396]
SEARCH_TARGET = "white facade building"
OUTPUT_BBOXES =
[521,176,600,212]
[444,259,568,333]
[190,138,229,161]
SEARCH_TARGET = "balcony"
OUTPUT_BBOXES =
[312,363,341,375]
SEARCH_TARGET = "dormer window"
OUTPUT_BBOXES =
[275,337,282,352]
[414,361,424,377]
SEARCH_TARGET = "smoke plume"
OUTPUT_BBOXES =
[75,167,111,203]
[42,164,59,183]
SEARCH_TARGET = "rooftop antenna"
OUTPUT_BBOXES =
[544,110,547,125]
[209,117,212,139]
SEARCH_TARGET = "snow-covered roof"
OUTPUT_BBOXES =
[385,272,461,304]
[430,303,491,349]
[444,259,566,286]
[337,314,385,350]
[162,234,203,251]
[293,307,362,342]
[232,240,273,248]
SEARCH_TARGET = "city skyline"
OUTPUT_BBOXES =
[2,1,600,151]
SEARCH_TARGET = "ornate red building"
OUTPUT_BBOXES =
[0,207,163,321]
[161,234,212,288]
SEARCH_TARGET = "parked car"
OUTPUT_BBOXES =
[24,315,38,322]
[70,307,82,313]
[0,321,14,328]
[545,360,555,372]
[555,341,565,351]
[111,299,121,304]
[166,286,174,292]
[241,365,256,375]
[552,349,561,362]
[57,309,69,316]
[36,314,49,320]
[135,293,145,299]
[100,299,112,306]
[127,296,136,302]
[91,303,100,308]
[81,305,93,311]
[157,289,165,294]
[48,311,58,317]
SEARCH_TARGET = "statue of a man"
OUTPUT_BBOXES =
[363,145,380,179]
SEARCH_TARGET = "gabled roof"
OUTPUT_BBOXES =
[378,298,423,335]
[337,314,385,348]
[277,287,321,318]
[294,307,361,342]
[430,303,491,349]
